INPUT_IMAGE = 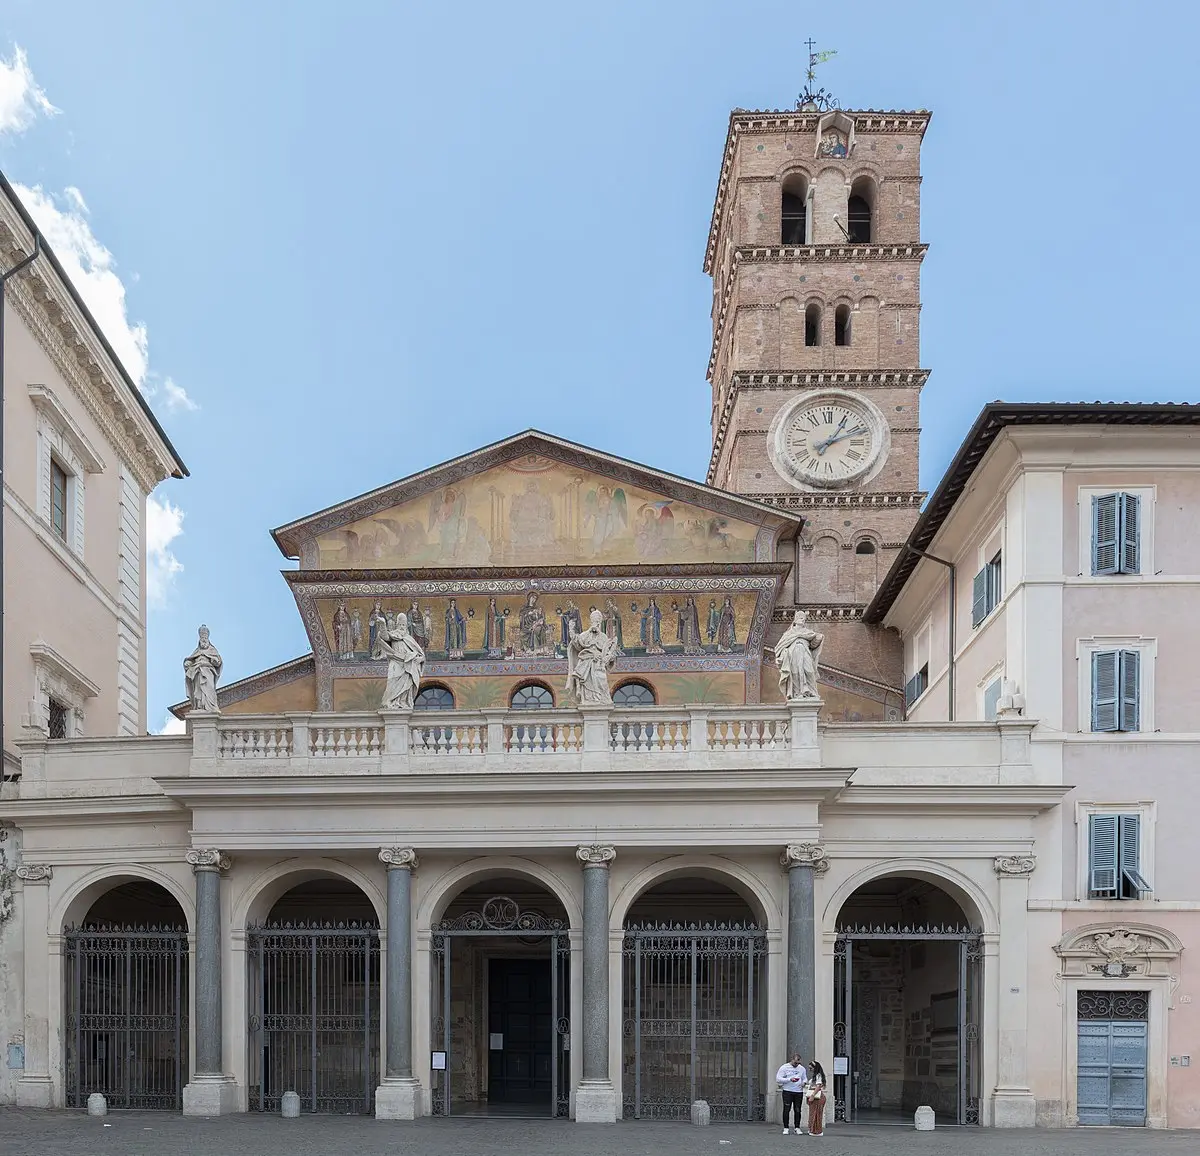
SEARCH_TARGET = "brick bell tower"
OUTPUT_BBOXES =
[704,97,931,698]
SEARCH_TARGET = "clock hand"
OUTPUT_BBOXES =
[823,425,868,447]
[813,417,848,454]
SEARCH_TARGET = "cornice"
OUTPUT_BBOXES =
[707,245,927,380]
[823,784,1069,816]
[753,491,925,511]
[28,385,106,473]
[0,216,183,489]
[707,371,929,483]
[772,605,864,622]
[29,642,101,700]
[705,109,933,273]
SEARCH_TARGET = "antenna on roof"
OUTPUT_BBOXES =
[796,41,839,111]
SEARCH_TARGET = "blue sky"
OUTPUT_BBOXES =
[1,1,1197,730]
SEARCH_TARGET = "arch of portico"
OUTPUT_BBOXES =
[416,855,582,931]
[55,862,196,933]
[233,855,387,929]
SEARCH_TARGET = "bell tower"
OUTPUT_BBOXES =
[704,97,931,695]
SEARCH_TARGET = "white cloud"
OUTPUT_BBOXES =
[158,713,186,735]
[0,46,58,135]
[14,181,150,385]
[161,376,199,412]
[146,495,185,607]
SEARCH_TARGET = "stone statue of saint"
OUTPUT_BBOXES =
[184,625,223,713]
[374,611,426,711]
[565,608,619,706]
[774,610,824,701]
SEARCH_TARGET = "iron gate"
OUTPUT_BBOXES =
[622,923,767,1121]
[430,897,570,1117]
[833,924,982,1125]
[247,922,380,1114]
[64,924,189,1110]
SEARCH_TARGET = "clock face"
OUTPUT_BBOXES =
[768,392,888,490]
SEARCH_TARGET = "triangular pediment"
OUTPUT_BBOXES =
[273,430,800,569]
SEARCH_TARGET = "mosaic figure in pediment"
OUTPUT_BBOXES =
[484,596,507,655]
[583,484,628,553]
[333,599,353,659]
[635,501,676,559]
[408,601,428,649]
[444,598,467,660]
[368,600,387,654]
[510,479,557,552]
[560,600,583,648]
[675,595,704,656]
[641,596,665,655]
[818,128,848,158]
[350,608,363,654]
[706,599,721,645]
[603,597,625,655]
[717,594,738,653]
[519,591,552,656]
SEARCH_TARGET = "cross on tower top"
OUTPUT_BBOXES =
[797,42,839,111]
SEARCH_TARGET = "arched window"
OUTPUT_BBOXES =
[804,303,822,347]
[510,682,554,710]
[613,681,656,707]
[855,540,876,555]
[835,304,852,346]
[847,178,874,243]
[781,175,808,245]
[415,685,455,710]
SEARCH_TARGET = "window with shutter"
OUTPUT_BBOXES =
[1091,651,1119,731]
[1118,814,1152,897]
[971,568,988,627]
[1121,494,1141,574]
[904,664,929,707]
[1091,493,1141,575]
[1088,814,1119,897]
[1118,649,1140,732]
[1092,493,1119,574]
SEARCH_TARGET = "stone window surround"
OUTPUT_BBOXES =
[978,661,1004,721]
[27,641,100,738]
[1074,799,1156,902]
[1076,484,1156,580]
[1075,635,1156,734]
[30,383,105,562]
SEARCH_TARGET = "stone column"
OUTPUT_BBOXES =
[781,843,827,1063]
[575,844,617,1123]
[991,855,1037,1127]
[15,864,52,1107]
[183,849,237,1116]
[375,847,421,1119]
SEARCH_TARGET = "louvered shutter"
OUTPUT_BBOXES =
[1118,649,1141,732]
[971,568,988,627]
[1120,493,1141,574]
[1091,650,1119,731]
[1089,814,1119,896]
[1119,813,1152,895]
[1092,493,1119,575]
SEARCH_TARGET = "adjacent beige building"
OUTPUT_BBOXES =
[0,173,187,1104]
[0,102,1195,1133]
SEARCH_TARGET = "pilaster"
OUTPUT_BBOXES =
[991,855,1037,1127]
[15,863,52,1107]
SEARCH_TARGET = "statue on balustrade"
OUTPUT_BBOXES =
[774,609,824,701]
[374,611,426,711]
[184,625,223,713]
[565,609,619,706]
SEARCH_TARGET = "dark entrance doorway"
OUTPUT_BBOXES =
[63,880,189,1110]
[487,958,553,1107]
[246,877,380,1114]
[832,875,982,1126]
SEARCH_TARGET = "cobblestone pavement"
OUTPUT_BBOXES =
[0,1111,1196,1156]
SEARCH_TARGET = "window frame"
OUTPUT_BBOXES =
[30,384,104,562]
[1078,485,1155,579]
[971,549,1003,628]
[49,455,69,542]
[509,681,555,710]
[1076,636,1155,734]
[1076,801,1155,901]
[612,680,656,708]
[414,684,455,711]
[981,671,1003,721]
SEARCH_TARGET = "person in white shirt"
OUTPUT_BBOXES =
[775,1052,807,1134]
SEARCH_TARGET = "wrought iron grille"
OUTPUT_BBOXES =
[246,922,380,1114]
[430,898,570,1118]
[1078,990,1149,1021]
[622,923,767,1122]
[64,925,189,1110]
[833,924,982,1126]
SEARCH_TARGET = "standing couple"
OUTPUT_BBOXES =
[775,1052,827,1136]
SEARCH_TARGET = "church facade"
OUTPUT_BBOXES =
[1,102,1196,1131]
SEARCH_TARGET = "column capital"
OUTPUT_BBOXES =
[781,842,829,874]
[379,847,419,870]
[186,849,231,873]
[576,844,616,867]
[993,854,1036,877]
[15,863,52,884]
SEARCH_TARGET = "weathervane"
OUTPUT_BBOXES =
[796,40,838,111]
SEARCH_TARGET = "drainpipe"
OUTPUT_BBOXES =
[902,543,956,722]
[0,234,43,776]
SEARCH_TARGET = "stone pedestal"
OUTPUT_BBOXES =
[788,699,821,766]
[182,1075,239,1116]
[374,1078,422,1120]
[575,1080,619,1123]
[281,1090,300,1118]
[690,1099,711,1125]
[914,1105,935,1130]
